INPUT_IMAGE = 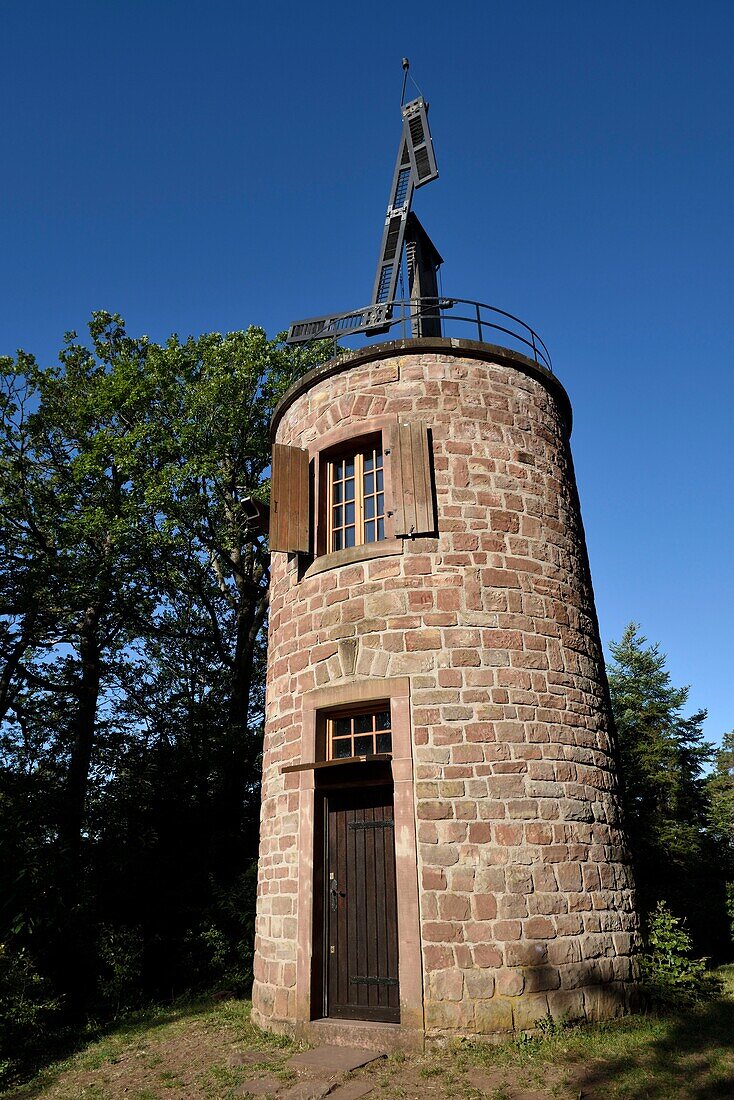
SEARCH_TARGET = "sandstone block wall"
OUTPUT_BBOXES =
[253,341,639,1037]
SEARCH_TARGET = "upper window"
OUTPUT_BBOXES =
[269,420,436,559]
[327,706,392,760]
[326,441,385,552]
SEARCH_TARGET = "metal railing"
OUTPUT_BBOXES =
[289,296,553,375]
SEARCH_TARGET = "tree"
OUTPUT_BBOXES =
[1,321,155,1010]
[705,731,734,940]
[0,312,332,1051]
[707,732,734,842]
[607,623,730,958]
[123,325,301,872]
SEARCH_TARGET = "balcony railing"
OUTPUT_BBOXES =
[286,296,553,375]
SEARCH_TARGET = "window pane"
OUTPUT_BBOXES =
[376,733,392,754]
[326,437,383,556]
[327,705,392,761]
[377,517,384,541]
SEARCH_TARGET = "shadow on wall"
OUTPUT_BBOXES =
[462,956,639,1035]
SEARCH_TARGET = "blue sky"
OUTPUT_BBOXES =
[2,2,732,743]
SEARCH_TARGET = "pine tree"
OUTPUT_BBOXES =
[607,623,730,957]
[705,731,734,941]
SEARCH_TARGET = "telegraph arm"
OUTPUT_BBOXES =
[286,60,443,345]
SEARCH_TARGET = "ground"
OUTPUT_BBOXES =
[5,968,734,1100]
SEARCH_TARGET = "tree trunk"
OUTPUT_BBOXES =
[217,595,258,873]
[0,605,39,723]
[57,607,102,1012]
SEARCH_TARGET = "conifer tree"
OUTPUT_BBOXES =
[705,731,734,940]
[608,624,730,956]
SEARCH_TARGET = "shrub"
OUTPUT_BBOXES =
[0,943,59,1085]
[726,882,734,942]
[187,865,258,995]
[96,924,144,1016]
[640,901,722,1009]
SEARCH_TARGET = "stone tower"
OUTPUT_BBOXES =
[251,334,639,1047]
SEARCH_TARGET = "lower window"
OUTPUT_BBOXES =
[327,706,392,760]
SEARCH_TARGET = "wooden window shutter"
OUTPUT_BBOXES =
[387,419,436,537]
[269,443,310,554]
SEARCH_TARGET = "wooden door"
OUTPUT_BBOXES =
[325,786,400,1022]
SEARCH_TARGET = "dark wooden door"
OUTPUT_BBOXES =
[325,785,400,1022]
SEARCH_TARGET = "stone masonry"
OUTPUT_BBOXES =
[252,339,639,1039]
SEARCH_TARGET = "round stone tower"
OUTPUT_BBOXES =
[252,336,638,1047]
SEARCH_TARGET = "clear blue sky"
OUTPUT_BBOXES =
[2,2,732,744]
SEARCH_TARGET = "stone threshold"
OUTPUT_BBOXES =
[297,1017,424,1053]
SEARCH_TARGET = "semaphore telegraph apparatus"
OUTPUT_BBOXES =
[286,59,444,345]
[285,62,552,374]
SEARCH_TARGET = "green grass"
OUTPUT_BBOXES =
[4,969,734,1099]
[435,964,734,1099]
[1,997,300,1100]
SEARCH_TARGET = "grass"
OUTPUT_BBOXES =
[432,965,734,1099]
[1,998,301,1100]
[3,967,734,1099]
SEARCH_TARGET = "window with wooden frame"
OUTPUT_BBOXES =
[325,439,385,552]
[269,419,437,557]
[327,706,392,761]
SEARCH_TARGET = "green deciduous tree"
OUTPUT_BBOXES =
[0,312,330,1076]
[1,321,156,1010]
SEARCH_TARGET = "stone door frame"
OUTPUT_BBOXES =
[295,676,424,1034]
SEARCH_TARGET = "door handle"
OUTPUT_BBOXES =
[330,878,340,912]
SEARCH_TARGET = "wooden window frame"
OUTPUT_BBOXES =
[324,438,386,554]
[298,414,435,577]
[317,430,394,557]
[325,702,393,762]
